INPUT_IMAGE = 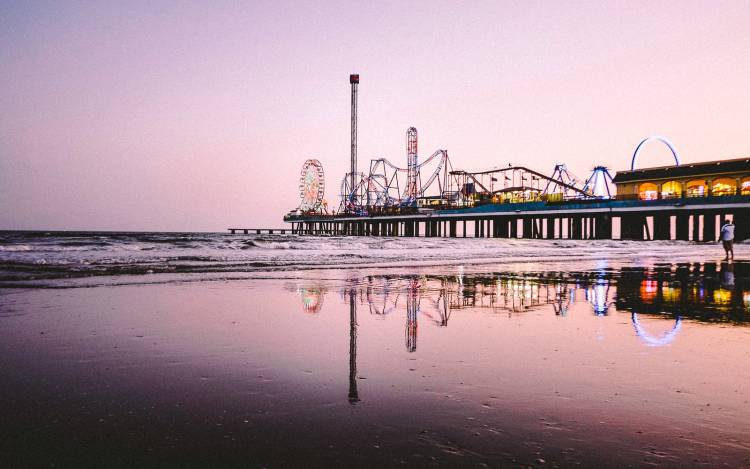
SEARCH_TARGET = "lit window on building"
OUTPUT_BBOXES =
[660,180,682,199]
[712,178,737,196]
[686,180,706,197]
[638,182,658,200]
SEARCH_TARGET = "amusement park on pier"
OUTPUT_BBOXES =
[283,74,750,242]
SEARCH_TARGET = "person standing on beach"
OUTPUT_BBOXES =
[720,218,735,261]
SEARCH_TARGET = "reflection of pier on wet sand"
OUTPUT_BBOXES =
[288,262,750,428]
[294,262,750,374]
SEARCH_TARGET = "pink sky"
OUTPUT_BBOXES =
[1,1,749,231]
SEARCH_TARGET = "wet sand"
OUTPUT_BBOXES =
[1,264,750,467]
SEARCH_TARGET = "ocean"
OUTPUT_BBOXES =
[1,230,745,286]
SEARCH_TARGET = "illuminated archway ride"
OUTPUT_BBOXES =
[631,136,680,171]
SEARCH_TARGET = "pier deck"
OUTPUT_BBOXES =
[228,228,288,235]
[283,195,750,241]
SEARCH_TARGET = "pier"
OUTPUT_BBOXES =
[282,74,750,242]
[285,194,750,241]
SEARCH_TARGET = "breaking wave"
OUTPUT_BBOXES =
[0,230,742,287]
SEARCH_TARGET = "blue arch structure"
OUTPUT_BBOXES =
[631,136,680,171]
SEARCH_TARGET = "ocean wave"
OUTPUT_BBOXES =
[0,231,744,287]
[0,245,33,252]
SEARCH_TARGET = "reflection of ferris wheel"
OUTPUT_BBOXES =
[298,159,325,211]
[298,287,324,314]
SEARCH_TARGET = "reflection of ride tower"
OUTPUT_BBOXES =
[587,279,611,316]
[435,279,451,326]
[364,276,398,316]
[417,277,453,326]
[405,278,420,352]
[553,283,571,316]
[443,274,558,314]
[344,288,359,404]
[498,278,542,312]
[584,276,612,341]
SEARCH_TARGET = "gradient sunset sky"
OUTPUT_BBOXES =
[1,1,749,231]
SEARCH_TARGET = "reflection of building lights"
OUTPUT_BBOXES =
[640,280,658,303]
[662,285,681,303]
[743,292,750,309]
[632,313,682,347]
[554,284,569,316]
[713,288,732,305]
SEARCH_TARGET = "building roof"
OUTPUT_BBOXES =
[612,157,750,183]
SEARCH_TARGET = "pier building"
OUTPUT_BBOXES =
[613,157,750,200]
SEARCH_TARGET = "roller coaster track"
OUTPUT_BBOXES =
[340,150,452,211]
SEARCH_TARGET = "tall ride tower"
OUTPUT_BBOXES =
[349,74,359,204]
[406,127,418,200]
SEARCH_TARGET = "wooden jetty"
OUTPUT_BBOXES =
[228,228,288,235]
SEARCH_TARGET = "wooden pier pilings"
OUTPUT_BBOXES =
[228,228,288,235]
[283,198,750,242]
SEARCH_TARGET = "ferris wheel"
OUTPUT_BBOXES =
[298,159,325,211]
